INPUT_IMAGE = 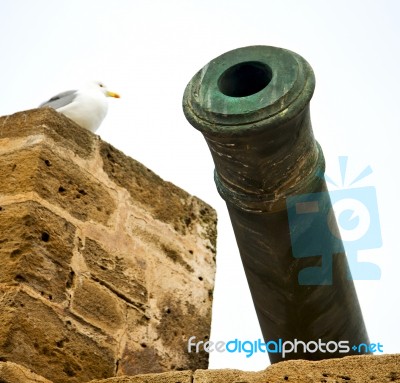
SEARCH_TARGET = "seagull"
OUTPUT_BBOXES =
[39,81,120,132]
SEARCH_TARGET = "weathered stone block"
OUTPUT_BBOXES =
[0,201,75,302]
[81,239,148,307]
[0,287,116,383]
[89,370,193,383]
[0,361,53,383]
[70,277,126,333]
[193,354,400,383]
[100,142,217,244]
[80,235,213,375]
[0,145,116,224]
[0,108,95,158]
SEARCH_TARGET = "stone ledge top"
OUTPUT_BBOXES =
[0,108,95,158]
[0,108,217,240]
[2,354,397,383]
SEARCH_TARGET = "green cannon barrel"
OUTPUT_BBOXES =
[182,46,370,363]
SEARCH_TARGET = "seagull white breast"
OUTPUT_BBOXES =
[40,81,120,132]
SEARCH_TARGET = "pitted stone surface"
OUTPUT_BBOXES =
[1,354,399,383]
[0,145,116,224]
[0,109,217,383]
[0,201,76,302]
[0,361,53,383]
[0,287,116,382]
[90,354,400,383]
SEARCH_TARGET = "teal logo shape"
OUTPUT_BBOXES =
[287,157,382,285]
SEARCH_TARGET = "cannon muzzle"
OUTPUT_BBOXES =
[183,46,370,363]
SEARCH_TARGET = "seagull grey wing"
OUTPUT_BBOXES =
[39,90,78,109]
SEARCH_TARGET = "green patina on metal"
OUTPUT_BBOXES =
[183,46,370,364]
[184,46,321,213]
[184,45,314,131]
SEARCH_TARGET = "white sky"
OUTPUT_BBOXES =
[1,0,399,371]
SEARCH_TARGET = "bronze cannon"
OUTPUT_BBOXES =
[183,46,370,363]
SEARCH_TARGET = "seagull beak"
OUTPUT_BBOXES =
[106,91,120,98]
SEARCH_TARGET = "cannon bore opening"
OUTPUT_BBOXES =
[218,61,272,98]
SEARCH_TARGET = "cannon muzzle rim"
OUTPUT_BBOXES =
[183,45,315,135]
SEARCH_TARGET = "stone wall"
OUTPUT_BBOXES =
[0,109,217,382]
[0,354,399,383]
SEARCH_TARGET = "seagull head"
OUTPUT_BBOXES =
[87,81,120,99]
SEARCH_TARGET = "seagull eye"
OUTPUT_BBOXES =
[98,83,105,88]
